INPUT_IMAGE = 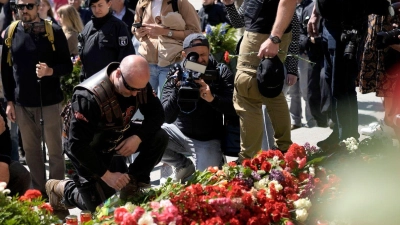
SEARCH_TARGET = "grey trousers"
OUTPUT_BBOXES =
[15,103,65,194]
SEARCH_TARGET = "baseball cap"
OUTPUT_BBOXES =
[183,33,210,50]
[257,56,285,98]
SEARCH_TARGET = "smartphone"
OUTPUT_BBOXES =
[132,23,142,28]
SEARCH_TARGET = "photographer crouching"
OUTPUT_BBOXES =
[308,0,393,151]
[160,33,237,183]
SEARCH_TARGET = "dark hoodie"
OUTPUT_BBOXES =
[161,55,236,141]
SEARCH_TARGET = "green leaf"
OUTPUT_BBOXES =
[306,156,326,165]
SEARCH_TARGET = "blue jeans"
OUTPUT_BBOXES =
[149,64,171,98]
[161,123,223,171]
[322,23,359,140]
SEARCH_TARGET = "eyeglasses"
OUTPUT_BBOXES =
[120,70,144,92]
[16,3,37,10]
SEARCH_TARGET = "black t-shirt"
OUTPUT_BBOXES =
[244,0,292,34]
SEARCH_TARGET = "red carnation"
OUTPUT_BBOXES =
[224,51,230,63]
[22,189,42,200]
[39,203,53,213]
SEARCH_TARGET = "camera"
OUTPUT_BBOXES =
[376,29,400,49]
[341,29,359,60]
[23,21,46,34]
[168,52,218,103]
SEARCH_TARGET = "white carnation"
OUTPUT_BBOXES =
[138,212,156,225]
[123,202,135,212]
[293,198,312,210]
[268,180,283,192]
[0,182,7,192]
[295,208,309,222]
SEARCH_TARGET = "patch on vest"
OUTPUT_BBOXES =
[74,111,89,123]
[123,106,135,125]
[119,36,128,46]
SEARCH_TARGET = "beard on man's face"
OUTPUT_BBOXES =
[20,12,38,22]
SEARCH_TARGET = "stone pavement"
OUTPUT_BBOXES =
[62,90,386,219]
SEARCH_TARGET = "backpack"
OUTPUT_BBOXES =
[4,19,55,66]
[138,0,179,23]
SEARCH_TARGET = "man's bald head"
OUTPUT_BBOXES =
[120,55,150,88]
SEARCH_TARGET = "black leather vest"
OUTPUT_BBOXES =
[75,62,132,153]
[76,62,124,130]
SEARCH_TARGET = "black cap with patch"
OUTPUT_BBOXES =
[257,56,285,98]
[183,33,210,50]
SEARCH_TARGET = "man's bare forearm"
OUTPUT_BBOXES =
[271,0,297,37]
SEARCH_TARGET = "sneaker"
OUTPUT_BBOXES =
[360,122,381,136]
[174,161,195,183]
[45,179,72,211]
[361,120,395,138]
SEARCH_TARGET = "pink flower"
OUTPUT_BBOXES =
[297,157,307,169]
[132,206,145,221]
[121,213,137,225]
[114,207,128,224]
[150,201,160,210]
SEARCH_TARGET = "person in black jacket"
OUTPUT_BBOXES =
[198,0,231,32]
[46,55,168,214]
[0,106,31,196]
[111,0,135,33]
[1,0,72,198]
[160,33,237,183]
[78,0,135,81]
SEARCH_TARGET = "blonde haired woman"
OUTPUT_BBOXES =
[57,5,84,56]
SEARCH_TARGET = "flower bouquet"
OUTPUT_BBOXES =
[0,182,62,224]
[61,56,81,105]
[92,143,341,225]
[205,23,238,74]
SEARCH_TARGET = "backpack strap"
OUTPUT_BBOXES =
[5,20,20,67]
[43,19,55,51]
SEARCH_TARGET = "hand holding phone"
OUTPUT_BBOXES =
[132,23,142,29]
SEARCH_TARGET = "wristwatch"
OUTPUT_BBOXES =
[269,35,281,44]
[167,30,173,37]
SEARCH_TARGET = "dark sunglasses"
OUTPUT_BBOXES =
[16,3,37,10]
[120,71,144,92]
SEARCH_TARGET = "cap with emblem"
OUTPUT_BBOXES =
[183,33,210,50]
[257,56,285,98]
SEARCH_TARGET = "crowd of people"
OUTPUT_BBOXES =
[0,0,399,221]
